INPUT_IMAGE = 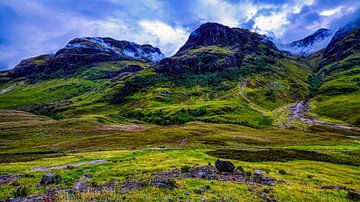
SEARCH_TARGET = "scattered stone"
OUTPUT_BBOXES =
[347,190,360,201]
[254,169,263,182]
[40,174,62,185]
[320,185,347,190]
[261,176,276,186]
[248,186,256,192]
[152,178,178,190]
[198,172,207,179]
[0,174,24,187]
[194,185,211,194]
[263,188,273,193]
[164,196,173,202]
[215,160,235,173]
[277,179,286,184]
[66,165,75,169]
[254,169,263,176]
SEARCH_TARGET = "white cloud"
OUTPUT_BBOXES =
[252,0,315,37]
[253,12,289,36]
[138,20,189,56]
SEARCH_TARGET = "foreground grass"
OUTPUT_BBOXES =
[0,110,359,201]
[0,149,359,201]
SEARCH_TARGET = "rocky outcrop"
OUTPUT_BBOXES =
[40,174,62,185]
[9,37,163,78]
[156,22,279,75]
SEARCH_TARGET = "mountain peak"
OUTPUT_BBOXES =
[277,28,333,55]
[9,37,164,78]
[177,22,240,53]
[157,22,279,74]
[62,37,164,63]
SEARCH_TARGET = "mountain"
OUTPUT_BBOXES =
[277,28,333,55]
[0,22,313,128]
[9,37,164,78]
[111,23,311,127]
[308,19,360,126]
[157,22,279,74]
[4,21,359,128]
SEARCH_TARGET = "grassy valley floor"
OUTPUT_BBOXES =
[0,110,359,201]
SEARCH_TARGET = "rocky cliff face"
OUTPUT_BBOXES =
[156,22,279,75]
[9,37,164,78]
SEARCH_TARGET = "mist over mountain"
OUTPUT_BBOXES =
[277,28,333,55]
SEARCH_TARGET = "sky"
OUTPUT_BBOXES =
[0,0,359,70]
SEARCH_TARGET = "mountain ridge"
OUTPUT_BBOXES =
[277,28,333,55]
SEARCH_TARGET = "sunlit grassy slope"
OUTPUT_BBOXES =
[310,53,360,126]
[0,53,312,128]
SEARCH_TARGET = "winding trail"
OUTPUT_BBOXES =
[32,159,109,172]
[290,101,360,136]
[239,79,250,102]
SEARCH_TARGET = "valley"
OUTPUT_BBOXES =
[0,20,359,201]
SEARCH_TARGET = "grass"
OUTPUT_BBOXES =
[0,148,359,201]
[207,149,360,166]
[0,103,359,201]
[0,40,359,200]
[309,53,360,126]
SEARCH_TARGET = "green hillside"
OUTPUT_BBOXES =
[309,20,360,126]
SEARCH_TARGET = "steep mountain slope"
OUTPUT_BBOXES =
[309,19,360,126]
[277,28,333,55]
[110,23,311,127]
[0,38,161,119]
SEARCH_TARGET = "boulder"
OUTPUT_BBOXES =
[40,174,62,185]
[215,160,235,172]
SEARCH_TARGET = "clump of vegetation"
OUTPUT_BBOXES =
[181,165,191,173]
[237,165,244,173]
[13,186,29,198]
[278,169,287,175]
[207,149,360,166]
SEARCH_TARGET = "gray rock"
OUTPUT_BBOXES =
[198,172,206,178]
[40,174,61,185]
[254,169,263,176]
[248,186,256,192]
[277,179,286,184]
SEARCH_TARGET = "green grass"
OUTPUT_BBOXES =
[310,54,360,126]
[0,107,359,200]
[0,148,359,201]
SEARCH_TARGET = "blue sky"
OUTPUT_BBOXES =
[0,0,359,70]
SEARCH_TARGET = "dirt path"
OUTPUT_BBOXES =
[0,85,15,95]
[289,101,360,135]
[239,79,251,102]
[32,159,109,172]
